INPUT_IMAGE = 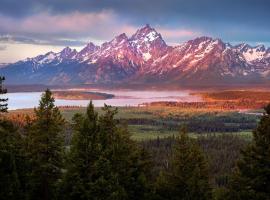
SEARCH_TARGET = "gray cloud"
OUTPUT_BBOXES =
[1,0,269,25]
[0,35,86,46]
[0,0,269,45]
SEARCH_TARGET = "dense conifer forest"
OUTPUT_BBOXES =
[1,77,270,200]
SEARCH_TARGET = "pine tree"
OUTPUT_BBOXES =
[0,76,8,113]
[26,89,65,200]
[61,101,100,200]
[226,104,270,200]
[0,82,28,200]
[155,128,212,200]
[63,103,152,200]
[92,105,152,200]
[0,119,21,200]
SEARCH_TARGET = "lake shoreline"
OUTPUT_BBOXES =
[52,91,114,100]
[6,84,270,93]
[5,90,201,110]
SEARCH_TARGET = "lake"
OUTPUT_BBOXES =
[4,89,202,110]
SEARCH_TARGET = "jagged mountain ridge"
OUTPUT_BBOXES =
[1,24,270,86]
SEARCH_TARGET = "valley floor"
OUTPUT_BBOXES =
[6,89,270,140]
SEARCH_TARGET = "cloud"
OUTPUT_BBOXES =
[0,45,7,51]
[159,29,197,38]
[0,0,269,47]
[157,28,201,43]
[0,11,116,37]
[0,8,202,45]
[1,0,269,27]
[0,35,87,46]
[0,11,142,45]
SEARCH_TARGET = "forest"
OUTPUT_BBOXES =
[1,77,270,200]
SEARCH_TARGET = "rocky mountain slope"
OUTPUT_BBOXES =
[1,24,269,87]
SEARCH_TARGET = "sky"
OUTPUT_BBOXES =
[0,0,269,63]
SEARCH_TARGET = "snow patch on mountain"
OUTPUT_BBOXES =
[1,24,270,86]
[242,48,265,62]
[143,52,152,61]
[145,31,159,42]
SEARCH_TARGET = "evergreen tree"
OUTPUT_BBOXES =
[93,105,152,200]
[62,101,100,200]
[155,128,212,200]
[0,82,28,200]
[0,119,21,200]
[26,89,65,200]
[0,76,8,113]
[63,103,152,200]
[226,104,270,200]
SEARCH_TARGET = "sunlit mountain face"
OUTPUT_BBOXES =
[0,25,269,87]
[0,0,269,87]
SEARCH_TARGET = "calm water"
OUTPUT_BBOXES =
[4,89,202,110]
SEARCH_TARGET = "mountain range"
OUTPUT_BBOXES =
[1,24,270,88]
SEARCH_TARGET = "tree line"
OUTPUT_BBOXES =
[1,77,270,200]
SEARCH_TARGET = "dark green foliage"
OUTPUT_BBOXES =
[95,105,152,200]
[226,103,270,200]
[62,103,152,200]
[0,119,20,200]
[0,118,29,200]
[121,112,258,134]
[26,89,65,200]
[197,134,248,187]
[141,134,248,190]
[0,83,27,200]
[61,102,100,199]
[0,151,20,199]
[0,76,8,113]
[155,128,212,200]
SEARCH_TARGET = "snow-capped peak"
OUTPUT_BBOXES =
[36,51,57,64]
[234,44,267,62]
[130,24,162,43]
[129,24,168,61]
[5,24,270,86]
[234,43,251,52]
[100,33,129,51]
[111,33,128,45]
[255,44,266,52]
[59,47,77,59]
[78,42,99,57]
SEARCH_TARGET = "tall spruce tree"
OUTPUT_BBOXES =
[63,103,152,200]
[226,104,270,200]
[61,101,100,200]
[0,78,17,199]
[0,120,21,200]
[26,89,65,200]
[93,105,152,200]
[155,128,212,200]
[0,81,28,200]
[0,76,8,113]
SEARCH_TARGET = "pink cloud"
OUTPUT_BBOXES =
[21,11,114,34]
[159,28,199,38]
[0,11,115,36]
[0,11,200,45]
